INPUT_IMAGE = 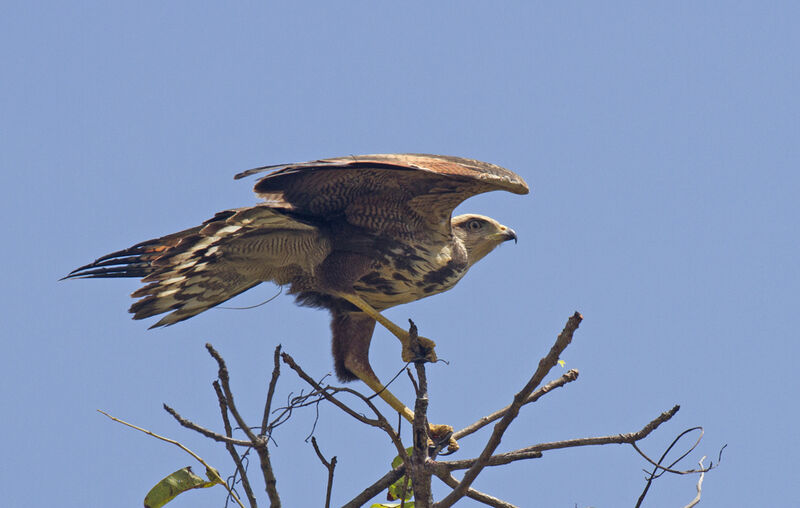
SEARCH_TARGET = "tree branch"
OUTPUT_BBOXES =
[97,409,246,508]
[162,403,252,447]
[433,471,518,508]
[311,437,336,508]
[341,467,406,508]
[683,457,705,508]
[453,368,580,441]
[213,381,258,508]
[433,450,543,472]
[261,345,282,436]
[206,343,281,507]
[435,311,583,508]
[281,351,408,461]
[409,320,434,507]
[517,404,680,455]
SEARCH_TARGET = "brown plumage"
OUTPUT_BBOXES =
[66,153,529,445]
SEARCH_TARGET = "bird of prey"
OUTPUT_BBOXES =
[66,153,529,449]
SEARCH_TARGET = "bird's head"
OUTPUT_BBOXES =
[452,214,518,266]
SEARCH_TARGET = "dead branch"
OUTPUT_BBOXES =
[281,351,408,461]
[683,457,706,508]
[518,405,680,455]
[453,368,580,441]
[435,311,583,508]
[213,381,258,508]
[632,427,718,476]
[433,450,543,472]
[131,310,715,507]
[261,345,282,436]
[341,466,406,508]
[96,410,246,508]
[433,471,518,508]
[633,426,723,507]
[162,403,252,447]
[206,343,281,507]
[311,437,337,508]
[409,320,434,507]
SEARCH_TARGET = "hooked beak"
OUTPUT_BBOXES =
[501,227,518,244]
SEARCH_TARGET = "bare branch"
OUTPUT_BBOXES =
[453,369,580,441]
[435,311,583,508]
[637,428,724,482]
[434,471,518,508]
[518,404,680,455]
[683,457,706,508]
[434,450,542,472]
[341,466,406,508]
[281,352,382,427]
[409,320,433,507]
[281,351,408,461]
[96,410,246,508]
[213,381,258,508]
[434,405,678,476]
[162,403,252,447]
[261,345,282,436]
[206,343,281,507]
[311,437,337,508]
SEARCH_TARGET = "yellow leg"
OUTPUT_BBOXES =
[336,293,438,363]
[337,293,458,451]
[351,364,458,452]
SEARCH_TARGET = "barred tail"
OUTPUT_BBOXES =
[65,206,327,328]
[64,209,258,327]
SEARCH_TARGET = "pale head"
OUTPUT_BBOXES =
[452,214,518,266]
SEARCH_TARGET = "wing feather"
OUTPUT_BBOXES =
[234,154,529,237]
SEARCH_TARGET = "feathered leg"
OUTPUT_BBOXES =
[331,306,457,452]
[334,293,438,364]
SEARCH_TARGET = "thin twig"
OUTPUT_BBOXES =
[213,381,258,508]
[433,450,543,471]
[311,437,337,508]
[433,471,518,508]
[517,404,680,455]
[206,343,281,507]
[281,353,382,427]
[96,410,246,508]
[281,351,408,460]
[683,457,706,508]
[162,403,252,447]
[261,345,282,436]
[453,369,580,441]
[435,312,583,508]
[631,431,718,475]
[434,405,680,475]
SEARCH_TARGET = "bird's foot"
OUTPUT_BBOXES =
[401,334,437,363]
[428,423,459,453]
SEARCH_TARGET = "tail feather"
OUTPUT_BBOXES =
[64,229,200,280]
[65,205,329,327]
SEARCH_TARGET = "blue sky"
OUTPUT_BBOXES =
[3,2,798,506]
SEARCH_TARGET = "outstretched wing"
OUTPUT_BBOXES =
[65,206,331,327]
[235,154,529,238]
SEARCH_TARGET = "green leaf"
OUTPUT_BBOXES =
[391,447,414,468]
[387,447,414,501]
[144,466,223,508]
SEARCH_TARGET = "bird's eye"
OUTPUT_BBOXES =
[467,220,482,231]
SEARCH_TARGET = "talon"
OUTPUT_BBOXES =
[428,423,458,453]
[402,335,437,363]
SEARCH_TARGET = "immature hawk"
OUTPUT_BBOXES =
[67,154,529,447]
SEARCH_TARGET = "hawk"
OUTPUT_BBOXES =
[66,153,529,448]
